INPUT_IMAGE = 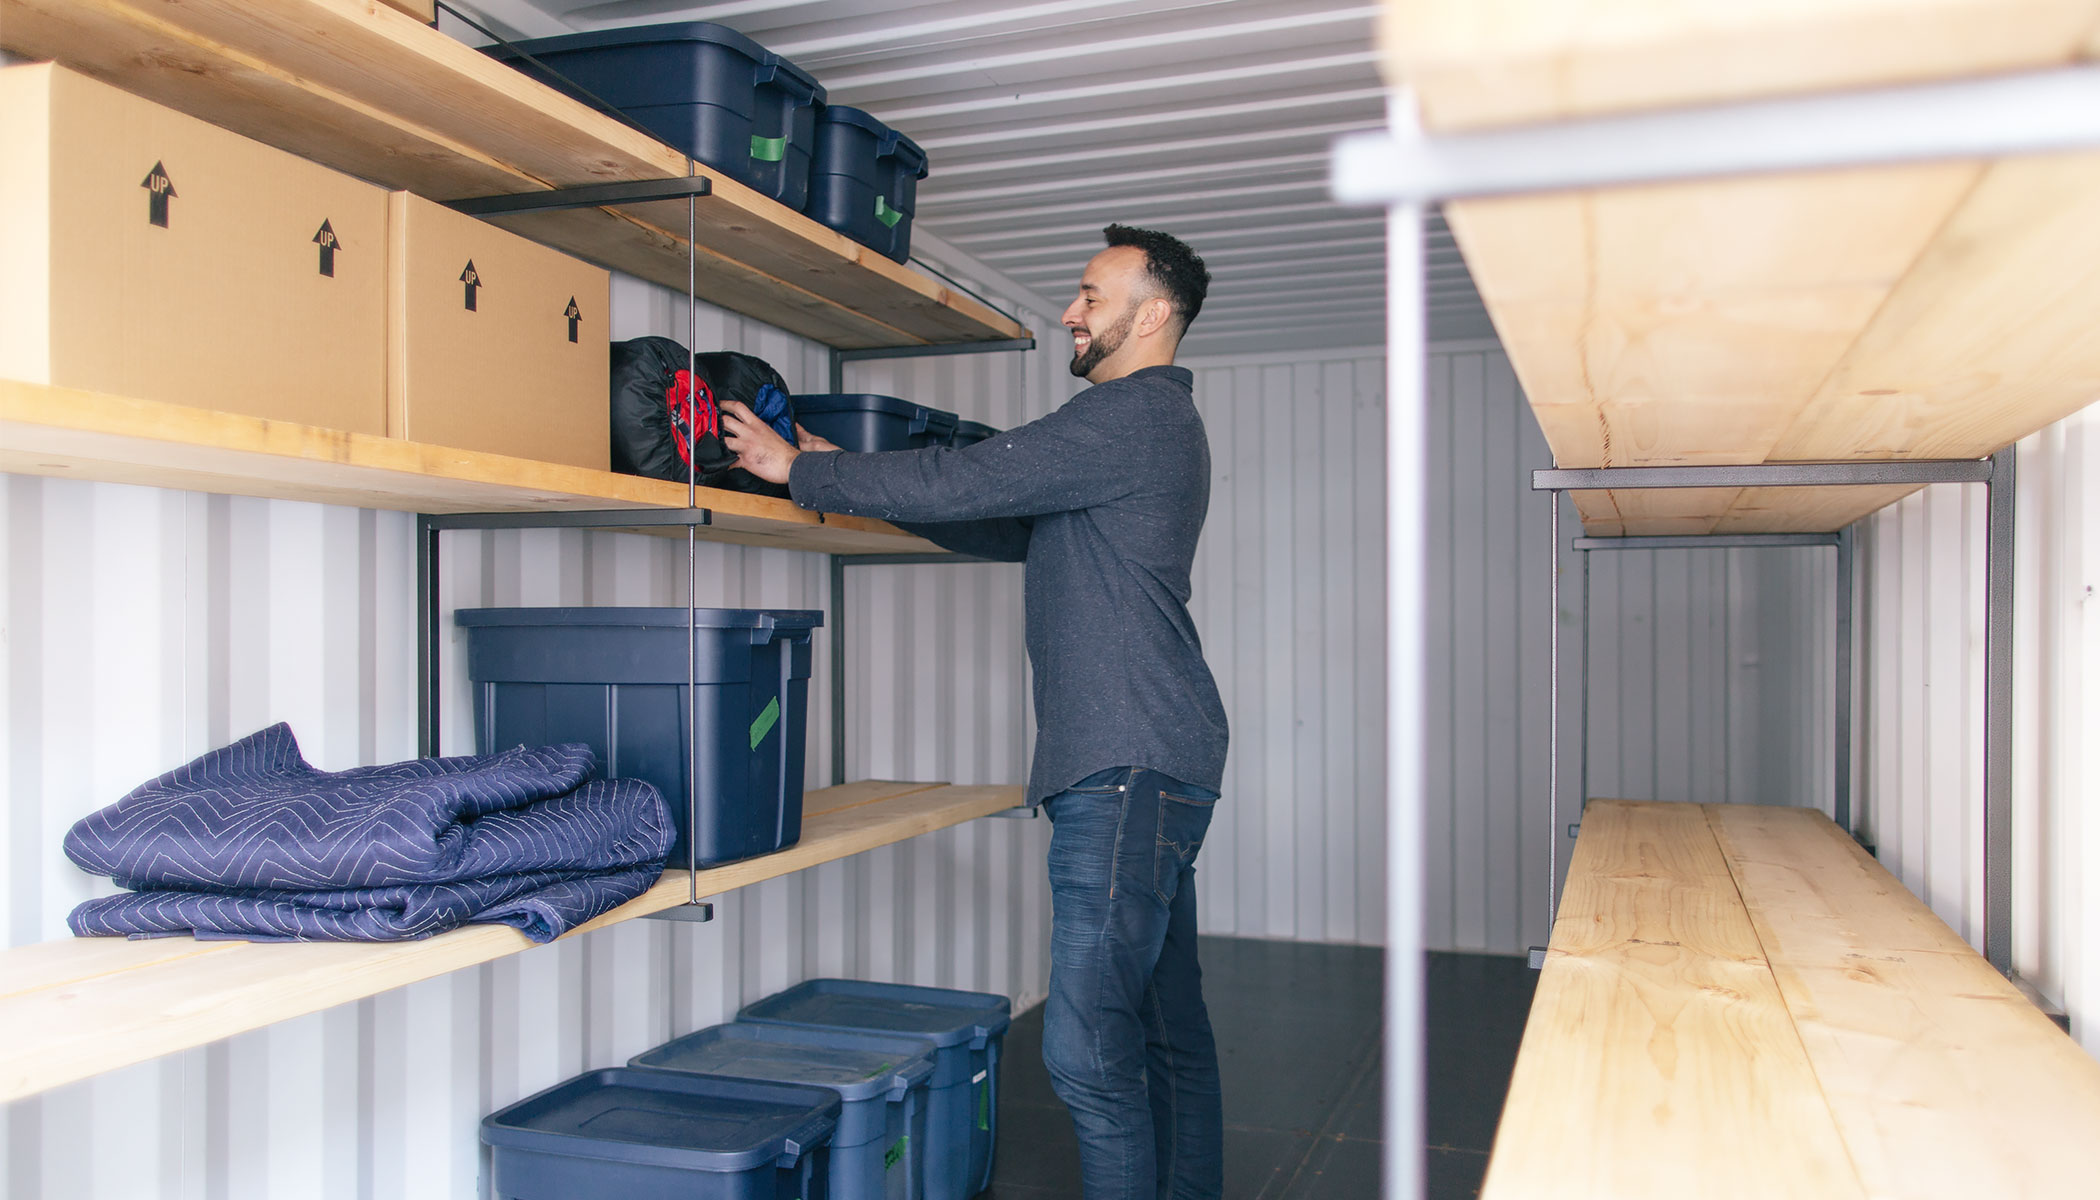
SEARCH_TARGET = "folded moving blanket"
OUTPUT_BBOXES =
[67,865,665,943]
[66,723,665,890]
[65,724,674,943]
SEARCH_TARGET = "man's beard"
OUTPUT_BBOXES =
[1069,307,1134,378]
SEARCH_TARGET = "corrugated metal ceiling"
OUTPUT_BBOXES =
[456,0,1490,354]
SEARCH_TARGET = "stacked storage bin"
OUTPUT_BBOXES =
[806,107,930,263]
[482,23,827,209]
[633,1023,936,1200]
[480,24,935,263]
[481,1069,837,1200]
[455,607,822,868]
[740,980,1012,1200]
[794,395,959,452]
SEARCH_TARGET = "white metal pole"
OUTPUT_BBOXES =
[1333,66,2100,206]
[1382,88,1427,1200]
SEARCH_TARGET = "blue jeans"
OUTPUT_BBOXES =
[1041,766,1223,1200]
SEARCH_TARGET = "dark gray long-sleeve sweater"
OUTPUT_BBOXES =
[788,364,1228,805]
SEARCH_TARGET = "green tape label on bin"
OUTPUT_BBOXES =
[874,195,904,229]
[749,697,781,750]
[977,1079,989,1131]
[750,134,787,162]
[885,1135,907,1170]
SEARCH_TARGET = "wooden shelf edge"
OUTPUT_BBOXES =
[0,0,1028,349]
[0,780,1025,1101]
[0,380,937,554]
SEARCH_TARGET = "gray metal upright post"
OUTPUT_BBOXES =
[1835,525,1855,834]
[1984,447,2018,973]
[416,515,440,759]
[1380,90,1429,1200]
[1579,547,1590,827]
[831,554,849,787]
[1547,491,1561,930]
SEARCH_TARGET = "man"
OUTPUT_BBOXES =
[724,224,1229,1200]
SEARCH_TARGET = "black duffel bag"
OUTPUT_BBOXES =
[609,337,797,497]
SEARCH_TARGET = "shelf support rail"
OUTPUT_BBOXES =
[822,334,1037,814]
[826,338,1039,393]
[416,506,719,923]
[1529,453,2018,974]
[823,553,1039,818]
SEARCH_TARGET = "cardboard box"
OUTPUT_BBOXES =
[0,63,390,433]
[386,193,609,470]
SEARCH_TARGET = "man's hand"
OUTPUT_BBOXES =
[720,399,800,484]
[795,424,842,453]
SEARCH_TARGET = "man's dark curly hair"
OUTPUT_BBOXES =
[1104,224,1210,336]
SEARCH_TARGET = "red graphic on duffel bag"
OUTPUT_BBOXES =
[665,369,720,471]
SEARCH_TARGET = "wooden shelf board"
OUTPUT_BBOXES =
[0,780,1024,1102]
[0,381,933,555]
[1394,2,2100,534]
[1482,799,1863,1199]
[1383,0,2100,133]
[0,0,1028,350]
[1445,149,2100,535]
[1487,798,2100,1199]
[1706,804,2100,1198]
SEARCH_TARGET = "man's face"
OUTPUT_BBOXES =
[1062,246,1149,381]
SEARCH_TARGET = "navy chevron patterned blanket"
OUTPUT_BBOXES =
[67,866,666,942]
[65,724,673,942]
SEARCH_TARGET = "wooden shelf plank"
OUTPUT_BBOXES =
[1444,162,1986,535]
[1493,799,2100,1198]
[0,780,1023,1102]
[0,380,933,555]
[1706,804,2100,1200]
[1396,1,2100,534]
[1383,0,2100,133]
[1482,799,1864,1199]
[0,0,1028,350]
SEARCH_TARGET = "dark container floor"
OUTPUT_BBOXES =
[986,939,1535,1199]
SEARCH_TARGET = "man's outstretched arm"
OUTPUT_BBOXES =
[722,394,1137,524]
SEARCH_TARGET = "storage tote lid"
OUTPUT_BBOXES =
[482,22,825,104]
[481,1068,839,1174]
[739,979,1013,1048]
[794,394,958,435]
[455,607,822,633]
[631,1023,936,1102]
[816,106,929,178]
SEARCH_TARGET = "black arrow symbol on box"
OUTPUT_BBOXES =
[565,296,582,343]
[313,219,340,277]
[460,260,481,311]
[141,161,175,228]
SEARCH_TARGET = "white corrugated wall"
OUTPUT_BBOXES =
[1180,340,1841,956]
[0,266,1071,1199]
[1857,403,2100,1052]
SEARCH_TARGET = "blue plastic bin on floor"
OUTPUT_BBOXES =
[456,607,821,869]
[481,1067,838,1200]
[633,1023,935,1200]
[948,420,998,449]
[739,980,1011,1200]
[483,22,827,209]
[807,106,929,263]
[795,395,957,453]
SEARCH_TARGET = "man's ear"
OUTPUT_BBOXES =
[1138,296,1174,337]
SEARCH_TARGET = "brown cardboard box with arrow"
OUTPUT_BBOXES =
[0,63,389,434]
[385,193,609,471]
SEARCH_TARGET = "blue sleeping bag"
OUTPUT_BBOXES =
[64,724,673,942]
